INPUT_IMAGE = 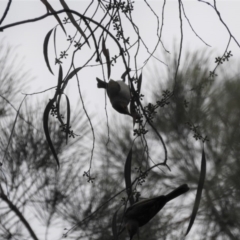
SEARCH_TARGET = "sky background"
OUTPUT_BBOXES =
[0,0,240,125]
[0,0,240,239]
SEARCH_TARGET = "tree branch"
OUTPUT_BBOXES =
[0,0,12,26]
[0,189,39,240]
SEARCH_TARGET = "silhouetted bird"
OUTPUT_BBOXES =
[124,184,189,239]
[96,78,131,116]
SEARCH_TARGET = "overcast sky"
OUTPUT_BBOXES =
[0,1,239,124]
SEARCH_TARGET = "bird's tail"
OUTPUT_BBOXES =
[165,184,189,202]
[96,77,108,89]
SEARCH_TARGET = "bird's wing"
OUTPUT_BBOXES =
[107,80,121,100]
[117,81,131,102]
[125,196,167,227]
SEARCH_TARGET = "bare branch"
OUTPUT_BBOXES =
[0,0,12,26]
[181,1,211,47]
[0,187,39,240]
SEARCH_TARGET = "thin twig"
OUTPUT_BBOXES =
[0,186,39,240]
[0,94,39,131]
[0,0,12,25]
[74,63,95,177]
[22,86,56,95]
[174,0,183,90]
[181,1,211,47]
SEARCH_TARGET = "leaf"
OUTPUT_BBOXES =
[102,37,111,79]
[43,28,54,75]
[54,64,63,99]
[56,93,64,125]
[124,148,134,205]
[57,64,63,90]
[137,73,142,94]
[55,65,64,125]
[43,100,60,168]
[112,209,119,240]
[59,0,90,47]
[64,94,71,144]
[53,27,57,55]
[185,148,206,235]
[40,0,66,35]
[65,67,82,82]
[55,93,71,144]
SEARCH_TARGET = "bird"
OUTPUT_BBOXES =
[96,78,131,116]
[124,184,189,239]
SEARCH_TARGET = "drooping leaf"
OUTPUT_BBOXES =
[59,0,90,47]
[43,28,54,75]
[53,27,57,55]
[137,73,142,94]
[54,64,63,98]
[185,147,206,235]
[55,93,71,144]
[124,148,134,205]
[40,0,66,35]
[102,37,111,79]
[55,65,64,125]
[64,94,71,144]
[65,67,82,83]
[57,64,63,89]
[56,93,64,125]
[43,100,60,168]
[112,209,119,240]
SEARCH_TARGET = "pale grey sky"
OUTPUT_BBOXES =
[0,1,239,123]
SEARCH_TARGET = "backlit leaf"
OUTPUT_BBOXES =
[65,67,82,83]
[124,148,134,205]
[137,73,142,94]
[65,94,71,144]
[185,147,206,235]
[59,0,90,47]
[40,0,66,35]
[56,94,64,125]
[43,28,54,75]
[54,64,62,98]
[43,100,60,168]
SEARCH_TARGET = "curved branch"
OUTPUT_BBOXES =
[181,1,211,47]
[0,189,39,240]
[0,9,127,67]
[0,0,12,26]
[0,7,168,164]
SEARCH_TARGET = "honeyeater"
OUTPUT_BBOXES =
[124,184,189,239]
[96,78,131,116]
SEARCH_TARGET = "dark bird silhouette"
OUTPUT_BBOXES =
[124,184,189,239]
[96,78,131,116]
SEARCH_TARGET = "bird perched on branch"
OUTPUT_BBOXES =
[124,184,189,239]
[96,78,131,116]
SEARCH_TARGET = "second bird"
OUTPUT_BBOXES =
[124,184,189,239]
